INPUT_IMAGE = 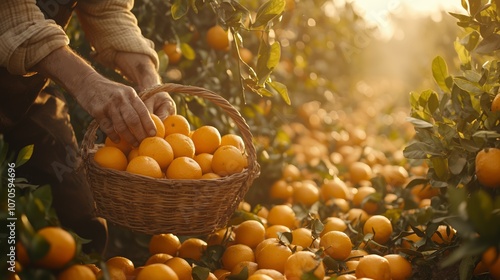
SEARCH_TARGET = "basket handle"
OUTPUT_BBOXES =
[82,83,259,177]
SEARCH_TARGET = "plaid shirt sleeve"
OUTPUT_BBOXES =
[0,0,69,75]
[76,0,159,70]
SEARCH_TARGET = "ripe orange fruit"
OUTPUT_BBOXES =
[255,239,293,273]
[213,269,231,279]
[269,179,293,202]
[492,94,500,112]
[165,133,196,158]
[206,25,229,51]
[106,256,135,276]
[126,155,163,178]
[127,148,139,162]
[35,227,76,270]
[247,274,273,280]
[431,225,456,244]
[410,181,440,200]
[319,230,352,261]
[145,253,173,265]
[352,185,376,207]
[320,217,347,237]
[57,264,96,280]
[284,251,325,280]
[94,146,128,171]
[239,47,254,64]
[163,115,191,136]
[233,220,266,249]
[138,136,174,170]
[348,249,369,261]
[475,148,500,188]
[231,261,259,276]
[267,204,296,229]
[211,145,247,176]
[489,254,500,280]
[166,156,202,179]
[135,263,179,280]
[349,161,373,185]
[97,265,126,280]
[150,114,166,138]
[191,125,221,154]
[221,244,255,271]
[200,172,221,179]
[265,225,292,239]
[253,269,285,279]
[221,133,245,153]
[355,254,391,280]
[165,257,192,280]
[149,233,181,256]
[344,208,369,227]
[290,227,314,249]
[105,136,132,155]
[163,43,182,64]
[292,180,320,207]
[320,177,350,201]
[384,254,413,280]
[363,215,393,244]
[482,246,499,267]
[178,238,207,261]
[193,153,213,174]
[282,164,301,181]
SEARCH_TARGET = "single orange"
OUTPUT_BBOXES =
[135,263,179,280]
[166,156,202,179]
[35,227,76,270]
[105,136,132,155]
[164,133,196,158]
[138,136,174,170]
[475,148,500,188]
[220,133,245,153]
[163,43,182,64]
[206,25,230,51]
[94,146,128,171]
[193,153,214,174]
[163,114,191,136]
[191,125,221,154]
[126,155,164,178]
[150,114,166,138]
[211,145,247,176]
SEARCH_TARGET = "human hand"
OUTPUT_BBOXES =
[142,90,176,120]
[75,72,156,147]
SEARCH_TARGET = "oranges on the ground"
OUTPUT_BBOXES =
[149,233,181,256]
[178,238,207,261]
[255,239,293,273]
[292,180,320,207]
[163,43,182,64]
[319,230,352,260]
[106,256,135,276]
[221,244,255,271]
[166,156,202,179]
[284,250,325,280]
[165,133,195,158]
[355,254,392,280]
[290,227,314,248]
[320,217,347,236]
[138,137,174,170]
[135,263,179,280]
[349,161,373,185]
[431,225,456,244]
[191,125,221,154]
[269,179,293,202]
[57,264,96,280]
[265,224,291,239]
[233,220,266,249]
[212,145,247,176]
[163,114,191,136]
[384,254,412,280]
[126,155,163,178]
[363,215,393,244]
[206,25,229,51]
[320,176,350,201]
[93,146,128,171]
[35,227,76,270]
[475,147,500,188]
[267,204,296,229]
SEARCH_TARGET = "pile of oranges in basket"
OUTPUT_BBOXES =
[93,114,248,180]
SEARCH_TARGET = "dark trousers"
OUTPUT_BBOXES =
[2,88,107,255]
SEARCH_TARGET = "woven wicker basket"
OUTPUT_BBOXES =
[81,83,260,236]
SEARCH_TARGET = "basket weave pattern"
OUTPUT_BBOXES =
[81,83,260,236]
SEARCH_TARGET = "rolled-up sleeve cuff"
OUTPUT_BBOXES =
[0,20,69,75]
[91,36,159,70]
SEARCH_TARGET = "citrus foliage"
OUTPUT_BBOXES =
[404,0,500,276]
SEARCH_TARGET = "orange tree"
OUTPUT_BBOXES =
[404,0,500,277]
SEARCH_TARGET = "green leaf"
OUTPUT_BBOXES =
[268,81,290,105]
[453,77,484,95]
[448,152,467,175]
[16,144,34,168]
[253,0,286,28]
[475,34,500,54]
[406,117,434,128]
[454,41,471,68]
[256,42,281,85]
[432,56,450,92]
[180,42,196,60]
[157,50,169,75]
[441,238,486,267]
[278,231,293,245]
[28,234,51,262]
[430,157,450,181]
[192,266,210,280]
[468,190,494,236]
[171,0,189,20]
[461,30,481,51]
[267,42,281,71]
[33,185,53,214]
[403,142,441,159]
